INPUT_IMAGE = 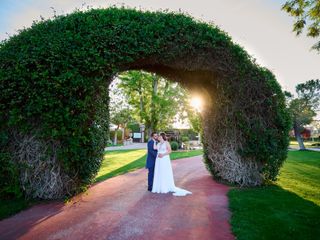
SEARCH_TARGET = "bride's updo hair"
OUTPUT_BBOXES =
[160,132,167,141]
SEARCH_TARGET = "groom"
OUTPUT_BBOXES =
[146,132,158,191]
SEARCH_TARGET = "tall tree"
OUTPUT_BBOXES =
[109,81,132,144]
[117,71,187,136]
[187,110,202,133]
[110,108,132,144]
[285,79,320,150]
[149,73,159,135]
[282,0,320,52]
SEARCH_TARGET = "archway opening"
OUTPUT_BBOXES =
[108,70,203,146]
[95,69,204,182]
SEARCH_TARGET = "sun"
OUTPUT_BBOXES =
[190,96,203,112]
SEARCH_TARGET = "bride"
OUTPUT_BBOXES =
[152,132,192,196]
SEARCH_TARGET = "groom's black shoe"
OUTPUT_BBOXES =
[148,188,152,192]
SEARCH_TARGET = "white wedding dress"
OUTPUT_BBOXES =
[152,141,192,196]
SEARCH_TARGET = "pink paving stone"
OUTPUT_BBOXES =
[0,156,234,240]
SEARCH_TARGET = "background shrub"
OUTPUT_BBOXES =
[181,136,190,143]
[0,152,22,199]
[170,141,179,151]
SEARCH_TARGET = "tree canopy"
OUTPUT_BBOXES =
[285,79,320,149]
[282,0,320,51]
[117,70,188,135]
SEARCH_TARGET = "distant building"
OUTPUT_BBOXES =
[300,128,311,139]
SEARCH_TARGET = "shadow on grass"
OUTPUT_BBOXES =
[0,198,30,220]
[228,185,320,240]
[95,150,203,183]
[95,154,147,182]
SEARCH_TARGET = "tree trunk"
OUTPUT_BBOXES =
[139,89,144,123]
[114,126,120,145]
[293,121,306,150]
[121,128,125,141]
[146,127,151,139]
[150,74,158,133]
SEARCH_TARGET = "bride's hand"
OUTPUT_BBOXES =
[158,153,163,158]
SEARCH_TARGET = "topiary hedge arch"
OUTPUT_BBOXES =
[0,8,291,199]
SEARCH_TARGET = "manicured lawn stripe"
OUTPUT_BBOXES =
[95,149,203,182]
[228,151,320,240]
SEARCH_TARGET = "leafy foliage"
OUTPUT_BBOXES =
[0,7,291,198]
[285,79,320,149]
[181,136,190,142]
[0,151,22,198]
[282,0,320,51]
[187,111,202,133]
[110,108,132,144]
[296,79,320,108]
[117,70,187,134]
[290,99,316,128]
[170,141,179,151]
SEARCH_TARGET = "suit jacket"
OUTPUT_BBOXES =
[146,139,158,169]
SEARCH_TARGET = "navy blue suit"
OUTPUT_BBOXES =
[146,139,157,190]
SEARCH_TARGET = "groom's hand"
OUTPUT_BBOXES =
[158,153,163,158]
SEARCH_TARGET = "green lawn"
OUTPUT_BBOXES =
[0,198,30,220]
[290,140,320,148]
[228,150,320,240]
[95,149,203,182]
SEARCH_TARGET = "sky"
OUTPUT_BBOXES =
[0,0,319,122]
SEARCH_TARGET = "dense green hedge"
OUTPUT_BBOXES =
[0,7,291,198]
[170,141,179,151]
